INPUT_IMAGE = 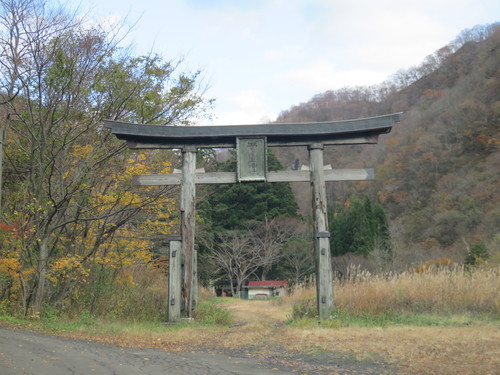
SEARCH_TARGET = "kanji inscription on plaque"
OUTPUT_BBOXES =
[237,137,267,182]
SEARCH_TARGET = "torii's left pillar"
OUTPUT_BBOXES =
[180,146,197,318]
[167,234,181,322]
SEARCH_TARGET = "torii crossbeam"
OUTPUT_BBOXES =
[105,113,401,321]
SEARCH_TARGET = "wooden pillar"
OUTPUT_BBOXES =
[180,146,197,318]
[309,143,334,320]
[167,236,182,322]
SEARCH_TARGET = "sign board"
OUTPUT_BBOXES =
[237,137,267,182]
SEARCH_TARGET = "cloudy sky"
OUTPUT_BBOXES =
[74,0,499,125]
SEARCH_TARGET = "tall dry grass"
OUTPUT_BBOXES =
[80,265,169,321]
[283,265,500,316]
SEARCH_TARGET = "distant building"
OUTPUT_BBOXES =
[245,280,288,299]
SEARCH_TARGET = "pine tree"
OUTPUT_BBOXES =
[329,195,392,257]
[199,150,299,231]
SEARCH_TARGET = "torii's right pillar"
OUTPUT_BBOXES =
[309,143,334,319]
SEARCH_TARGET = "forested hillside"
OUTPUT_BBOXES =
[275,23,499,268]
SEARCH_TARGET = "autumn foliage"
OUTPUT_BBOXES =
[0,0,211,316]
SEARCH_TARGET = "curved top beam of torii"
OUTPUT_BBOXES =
[104,112,402,149]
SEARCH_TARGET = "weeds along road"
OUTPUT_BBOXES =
[0,326,293,375]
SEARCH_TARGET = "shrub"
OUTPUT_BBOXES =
[464,242,489,268]
[415,257,453,273]
[195,299,233,326]
[291,298,317,319]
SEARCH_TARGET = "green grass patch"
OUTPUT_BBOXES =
[0,312,224,336]
[288,299,498,328]
[0,297,232,336]
[0,314,27,325]
[195,299,233,326]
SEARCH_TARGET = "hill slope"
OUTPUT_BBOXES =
[274,24,499,267]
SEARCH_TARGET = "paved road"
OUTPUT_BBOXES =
[0,327,290,375]
[0,327,293,375]
[0,327,396,374]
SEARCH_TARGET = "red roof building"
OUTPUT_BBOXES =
[245,280,288,299]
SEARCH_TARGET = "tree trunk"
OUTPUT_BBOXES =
[235,280,242,299]
[33,237,49,314]
[261,265,270,281]
[231,281,238,298]
[19,271,28,315]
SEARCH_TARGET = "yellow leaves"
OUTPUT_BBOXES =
[122,162,148,181]
[0,257,21,275]
[0,255,28,297]
[92,189,155,211]
[116,270,135,288]
[121,152,172,183]
[72,144,93,159]
[47,255,89,285]
[140,218,174,236]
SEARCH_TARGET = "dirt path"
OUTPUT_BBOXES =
[223,299,288,325]
[204,299,397,374]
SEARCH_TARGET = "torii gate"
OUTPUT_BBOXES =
[105,113,401,321]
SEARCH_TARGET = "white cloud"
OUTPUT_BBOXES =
[338,9,452,69]
[213,111,275,126]
[277,60,387,92]
[212,90,276,125]
[264,45,302,62]
[232,90,269,112]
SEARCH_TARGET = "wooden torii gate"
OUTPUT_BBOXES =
[105,113,401,321]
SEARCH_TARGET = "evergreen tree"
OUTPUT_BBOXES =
[372,200,392,253]
[329,195,391,257]
[464,242,489,269]
[199,150,299,232]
